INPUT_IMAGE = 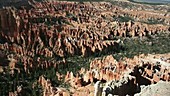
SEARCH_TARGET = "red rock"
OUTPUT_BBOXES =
[145,68,153,77]
[153,74,160,83]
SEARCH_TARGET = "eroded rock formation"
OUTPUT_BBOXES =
[64,53,170,96]
[0,0,170,96]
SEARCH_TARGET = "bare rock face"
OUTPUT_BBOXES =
[134,81,170,96]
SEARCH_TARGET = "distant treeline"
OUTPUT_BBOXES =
[127,0,167,5]
[0,0,31,8]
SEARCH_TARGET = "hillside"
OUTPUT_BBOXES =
[0,0,170,96]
